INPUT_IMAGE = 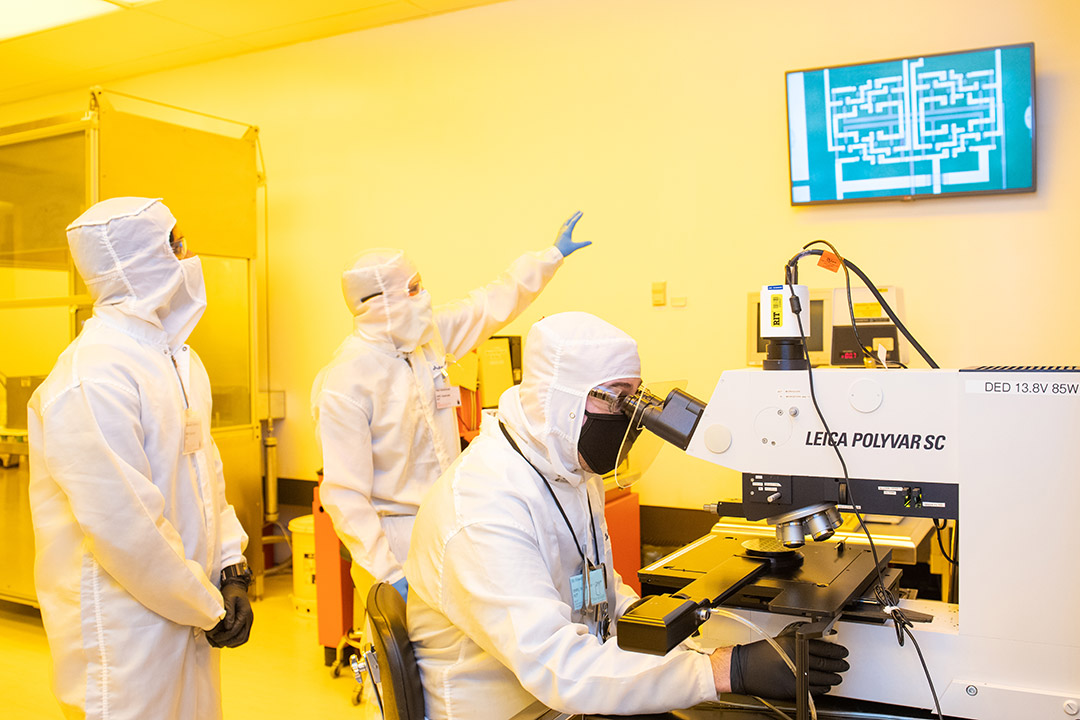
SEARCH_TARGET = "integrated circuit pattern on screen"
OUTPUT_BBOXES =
[787,45,1034,204]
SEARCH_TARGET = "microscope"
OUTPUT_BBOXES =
[612,262,1080,720]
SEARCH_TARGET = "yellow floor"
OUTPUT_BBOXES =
[0,572,378,719]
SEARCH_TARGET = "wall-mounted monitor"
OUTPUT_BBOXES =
[786,43,1035,205]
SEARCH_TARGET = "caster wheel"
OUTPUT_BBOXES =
[351,682,365,706]
[330,662,342,679]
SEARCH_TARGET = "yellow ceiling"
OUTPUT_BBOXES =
[0,0,509,106]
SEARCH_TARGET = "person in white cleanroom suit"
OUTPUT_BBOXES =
[405,312,850,719]
[311,212,590,601]
[28,197,253,720]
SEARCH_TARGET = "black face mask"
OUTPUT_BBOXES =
[578,410,636,475]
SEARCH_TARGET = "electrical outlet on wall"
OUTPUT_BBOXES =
[651,281,667,306]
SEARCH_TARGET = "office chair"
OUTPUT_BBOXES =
[351,583,576,720]
[352,581,425,720]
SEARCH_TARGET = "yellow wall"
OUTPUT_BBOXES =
[2,0,1078,507]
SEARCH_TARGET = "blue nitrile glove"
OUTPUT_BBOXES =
[392,577,409,603]
[553,211,591,257]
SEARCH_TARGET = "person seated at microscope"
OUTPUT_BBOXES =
[405,311,851,719]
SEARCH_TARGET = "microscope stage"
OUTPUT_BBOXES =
[640,533,898,619]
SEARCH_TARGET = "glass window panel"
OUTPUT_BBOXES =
[188,255,251,428]
[0,131,85,280]
[0,130,85,430]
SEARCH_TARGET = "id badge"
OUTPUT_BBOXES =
[435,385,461,409]
[183,408,203,454]
[587,563,607,607]
[570,572,586,611]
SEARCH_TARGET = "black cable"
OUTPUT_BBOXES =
[800,240,882,369]
[804,240,908,369]
[795,246,951,608]
[788,247,889,367]
[782,279,884,588]
[843,257,937,369]
[932,519,958,566]
[785,258,944,720]
[786,248,938,369]
[498,421,600,567]
[900,621,943,716]
[948,520,959,604]
[795,246,955,580]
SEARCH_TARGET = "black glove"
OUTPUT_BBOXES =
[206,581,254,648]
[729,623,849,699]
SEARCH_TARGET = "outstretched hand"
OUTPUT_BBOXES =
[554,211,591,257]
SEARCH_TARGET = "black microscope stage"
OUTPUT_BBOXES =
[639,533,900,620]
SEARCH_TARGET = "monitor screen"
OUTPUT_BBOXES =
[786,43,1035,205]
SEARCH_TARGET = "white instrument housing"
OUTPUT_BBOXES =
[687,367,1080,719]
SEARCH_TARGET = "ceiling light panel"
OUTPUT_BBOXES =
[0,0,122,42]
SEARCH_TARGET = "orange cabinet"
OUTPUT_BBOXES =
[313,484,353,660]
[604,488,641,595]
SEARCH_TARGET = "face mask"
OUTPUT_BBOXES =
[578,410,634,475]
[161,255,207,346]
[386,290,433,352]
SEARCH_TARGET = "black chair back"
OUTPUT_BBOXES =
[365,581,425,720]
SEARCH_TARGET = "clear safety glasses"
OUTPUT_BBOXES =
[587,384,662,417]
[360,272,423,303]
[587,385,630,414]
[169,230,187,259]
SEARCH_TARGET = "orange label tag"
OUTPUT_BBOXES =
[818,251,842,273]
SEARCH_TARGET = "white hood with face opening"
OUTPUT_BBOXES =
[342,248,434,353]
[67,196,206,349]
[497,311,641,487]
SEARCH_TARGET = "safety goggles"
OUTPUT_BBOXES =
[587,385,632,414]
[169,230,187,259]
[360,272,423,303]
[588,384,663,418]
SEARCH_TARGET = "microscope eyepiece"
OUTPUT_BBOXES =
[621,387,706,451]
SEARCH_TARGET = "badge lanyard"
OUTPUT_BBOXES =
[498,422,610,638]
[171,354,203,455]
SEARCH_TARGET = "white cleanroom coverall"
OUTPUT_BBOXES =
[405,312,720,720]
[311,246,564,586]
[28,197,247,720]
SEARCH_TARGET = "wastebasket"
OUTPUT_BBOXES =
[288,514,317,616]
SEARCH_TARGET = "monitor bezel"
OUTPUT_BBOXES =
[785,42,1037,206]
